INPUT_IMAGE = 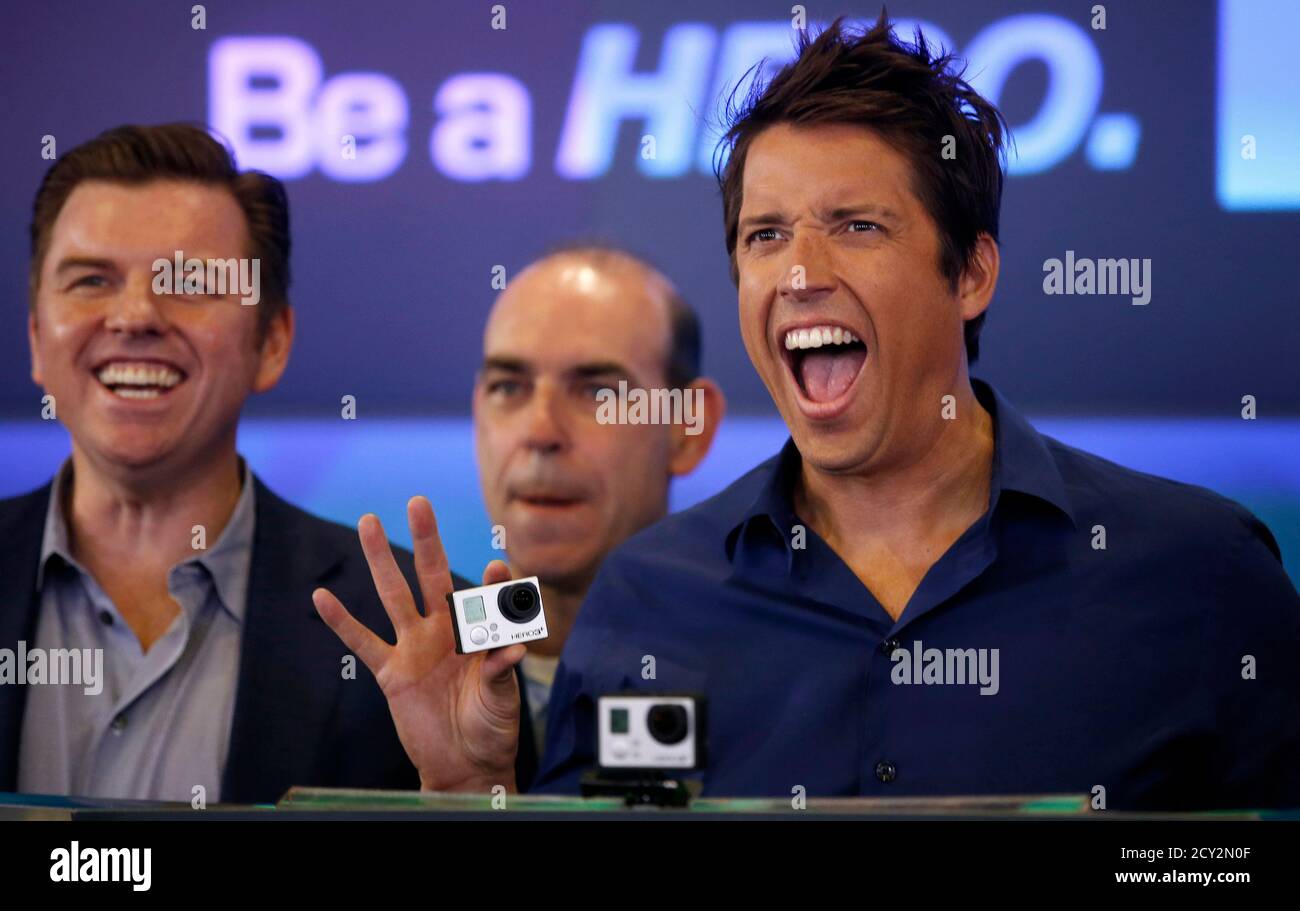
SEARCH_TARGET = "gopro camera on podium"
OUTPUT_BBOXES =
[581,693,706,807]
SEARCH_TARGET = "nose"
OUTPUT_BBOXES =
[778,229,837,303]
[103,273,167,336]
[522,379,569,455]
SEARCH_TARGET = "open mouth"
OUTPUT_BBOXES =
[781,325,868,407]
[94,360,187,400]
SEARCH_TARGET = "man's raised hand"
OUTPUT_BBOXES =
[312,495,524,792]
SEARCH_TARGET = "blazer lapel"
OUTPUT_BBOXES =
[0,485,53,792]
[221,478,349,804]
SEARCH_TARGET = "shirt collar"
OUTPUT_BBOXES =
[723,437,803,571]
[724,379,1076,568]
[975,379,1076,527]
[36,459,258,624]
[197,462,256,623]
[36,461,77,591]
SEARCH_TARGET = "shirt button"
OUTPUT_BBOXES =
[875,761,897,783]
[111,713,128,733]
[879,638,901,656]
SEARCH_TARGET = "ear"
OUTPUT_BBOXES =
[252,304,294,394]
[28,309,44,386]
[957,232,1000,323]
[668,378,725,477]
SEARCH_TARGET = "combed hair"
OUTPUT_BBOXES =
[29,123,291,336]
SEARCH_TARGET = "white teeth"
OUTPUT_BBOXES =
[96,362,183,389]
[113,388,162,399]
[782,326,864,351]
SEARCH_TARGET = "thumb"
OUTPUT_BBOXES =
[480,643,527,689]
[481,559,512,586]
[475,645,527,732]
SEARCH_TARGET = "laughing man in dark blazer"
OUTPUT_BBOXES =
[0,123,533,804]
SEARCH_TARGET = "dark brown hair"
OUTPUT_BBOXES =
[716,14,1009,362]
[29,123,291,336]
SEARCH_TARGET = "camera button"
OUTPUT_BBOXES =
[469,626,489,645]
[491,634,500,643]
[490,623,498,631]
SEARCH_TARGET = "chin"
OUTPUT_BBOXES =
[75,429,183,473]
[787,412,884,475]
[794,439,863,475]
[99,449,176,474]
[510,544,595,586]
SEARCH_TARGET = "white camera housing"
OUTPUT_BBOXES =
[597,694,704,771]
[445,576,548,655]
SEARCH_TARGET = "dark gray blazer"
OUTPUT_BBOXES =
[0,476,537,803]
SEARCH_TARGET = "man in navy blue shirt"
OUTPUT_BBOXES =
[533,379,1299,808]
[317,16,1299,809]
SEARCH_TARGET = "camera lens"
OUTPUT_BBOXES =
[646,704,689,745]
[497,582,541,623]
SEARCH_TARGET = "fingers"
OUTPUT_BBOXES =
[408,496,454,618]
[481,559,512,586]
[313,587,391,674]
[478,565,523,686]
[476,645,527,734]
[480,643,527,682]
[357,513,420,634]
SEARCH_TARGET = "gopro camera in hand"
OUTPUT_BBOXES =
[446,576,548,654]
[597,694,706,772]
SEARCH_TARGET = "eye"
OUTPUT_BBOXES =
[180,283,224,299]
[486,379,524,399]
[847,220,882,234]
[580,382,613,401]
[747,227,781,245]
[70,275,107,289]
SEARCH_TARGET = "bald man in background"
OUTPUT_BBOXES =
[472,247,725,778]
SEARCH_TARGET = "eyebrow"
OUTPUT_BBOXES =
[479,357,633,380]
[569,361,631,380]
[737,212,784,234]
[824,203,901,222]
[480,356,531,375]
[53,256,117,275]
[738,202,902,233]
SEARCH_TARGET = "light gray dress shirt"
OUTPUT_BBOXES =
[520,652,558,760]
[17,461,255,803]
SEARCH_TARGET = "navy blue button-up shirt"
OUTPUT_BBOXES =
[533,380,1300,810]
